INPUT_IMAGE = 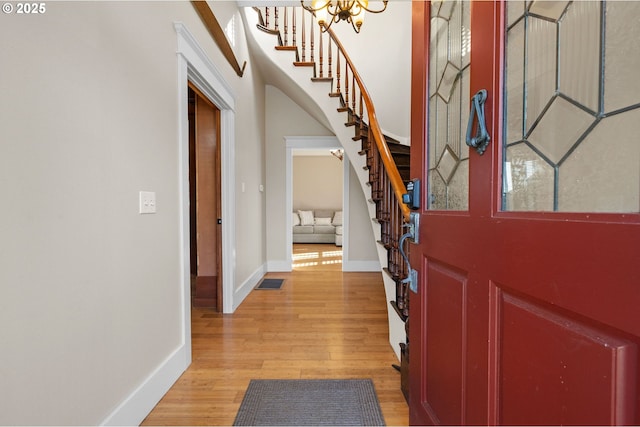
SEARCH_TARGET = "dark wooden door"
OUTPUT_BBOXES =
[409,1,640,424]
[190,84,222,311]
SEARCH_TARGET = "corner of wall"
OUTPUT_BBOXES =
[100,345,190,426]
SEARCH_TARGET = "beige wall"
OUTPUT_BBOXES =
[293,156,343,211]
[265,85,379,266]
[346,162,380,262]
[0,1,265,424]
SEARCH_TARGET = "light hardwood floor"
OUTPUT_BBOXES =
[142,244,409,426]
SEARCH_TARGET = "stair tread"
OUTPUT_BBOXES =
[293,61,315,67]
[311,77,333,82]
[275,45,297,51]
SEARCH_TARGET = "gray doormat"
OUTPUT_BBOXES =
[233,379,386,426]
[255,278,284,289]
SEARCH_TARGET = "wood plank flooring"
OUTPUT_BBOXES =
[141,244,409,426]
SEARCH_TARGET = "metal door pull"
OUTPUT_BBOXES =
[465,89,491,155]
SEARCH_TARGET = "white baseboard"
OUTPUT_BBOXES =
[101,344,190,426]
[267,260,292,272]
[233,263,267,311]
[342,260,381,272]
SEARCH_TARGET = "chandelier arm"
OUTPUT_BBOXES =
[300,0,388,17]
[358,0,388,14]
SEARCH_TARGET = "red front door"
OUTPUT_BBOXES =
[409,1,640,424]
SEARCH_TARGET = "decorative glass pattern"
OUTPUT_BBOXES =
[503,1,640,213]
[428,0,470,210]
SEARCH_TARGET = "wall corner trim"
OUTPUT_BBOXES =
[100,345,189,426]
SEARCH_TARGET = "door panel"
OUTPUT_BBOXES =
[425,261,467,425]
[409,1,640,425]
[500,292,637,425]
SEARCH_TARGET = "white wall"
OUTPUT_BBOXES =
[293,155,343,210]
[330,0,412,143]
[0,1,266,424]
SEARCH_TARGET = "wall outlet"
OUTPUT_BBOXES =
[139,191,156,214]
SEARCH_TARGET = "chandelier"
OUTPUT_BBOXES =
[300,0,389,33]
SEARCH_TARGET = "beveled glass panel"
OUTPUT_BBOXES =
[432,16,449,97]
[428,0,469,211]
[439,0,455,20]
[461,5,470,68]
[448,70,462,157]
[429,96,438,176]
[437,62,461,103]
[559,109,640,213]
[529,1,569,22]
[503,1,640,213]
[435,96,448,161]
[504,144,555,211]
[430,16,447,95]
[507,0,525,27]
[604,1,640,113]
[429,170,447,210]
[506,20,525,144]
[449,0,462,68]
[448,160,469,211]
[528,97,594,164]
[525,17,557,135]
[559,0,599,113]
[436,145,459,184]
[459,67,470,162]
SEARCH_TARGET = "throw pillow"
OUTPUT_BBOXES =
[293,212,300,226]
[315,217,332,226]
[332,211,343,226]
[298,210,315,226]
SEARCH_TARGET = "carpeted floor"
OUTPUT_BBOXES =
[233,379,386,426]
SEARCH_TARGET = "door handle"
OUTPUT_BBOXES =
[465,89,491,155]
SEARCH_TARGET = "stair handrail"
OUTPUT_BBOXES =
[323,26,411,223]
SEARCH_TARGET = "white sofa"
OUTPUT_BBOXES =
[293,209,343,246]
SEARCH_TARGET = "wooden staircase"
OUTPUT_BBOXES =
[251,6,412,400]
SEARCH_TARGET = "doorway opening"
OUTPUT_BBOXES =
[188,84,222,311]
[292,150,344,271]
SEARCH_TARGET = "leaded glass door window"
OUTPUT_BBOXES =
[428,0,471,210]
[503,0,640,212]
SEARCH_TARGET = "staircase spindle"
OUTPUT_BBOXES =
[310,13,315,64]
[301,10,306,61]
[335,51,341,94]
[328,36,333,79]
[265,7,269,28]
[359,93,364,136]
[274,7,279,30]
[352,75,356,113]
[344,62,349,106]
[292,8,297,46]
[284,7,288,45]
[318,25,324,77]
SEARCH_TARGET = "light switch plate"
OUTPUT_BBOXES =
[139,191,156,214]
